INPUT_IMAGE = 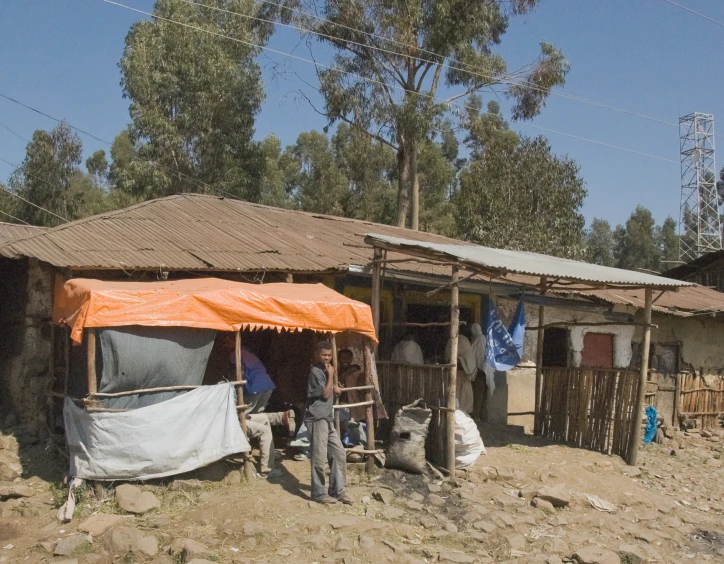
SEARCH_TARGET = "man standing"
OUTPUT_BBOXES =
[305,341,351,505]
[391,333,424,365]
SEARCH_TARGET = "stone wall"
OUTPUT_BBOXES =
[1,258,55,437]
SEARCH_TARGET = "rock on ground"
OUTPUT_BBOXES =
[168,538,213,560]
[78,513,126,537]
[536,484,571,507]
[438,550,475,563]
[532,497,555,513]
[54,534,92,556]
[572,545,621,564]
[115,484,161,514]
[104,526,158,558]
[0,485,34,499]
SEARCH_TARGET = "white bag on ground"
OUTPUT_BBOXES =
[455,410,486,469]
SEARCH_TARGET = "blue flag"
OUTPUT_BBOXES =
[485,299,526,372]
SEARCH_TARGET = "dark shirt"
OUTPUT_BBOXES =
[305,363,333,421]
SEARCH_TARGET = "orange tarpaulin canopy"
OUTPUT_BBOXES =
[54,277,377,344]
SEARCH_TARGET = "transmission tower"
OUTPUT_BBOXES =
[679,112,722,263]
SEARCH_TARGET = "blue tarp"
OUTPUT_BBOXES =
[643,405,658,444]
[485,299,526,372]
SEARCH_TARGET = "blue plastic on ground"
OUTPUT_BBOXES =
[643,405,658,444]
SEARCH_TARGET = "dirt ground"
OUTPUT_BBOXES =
[1,422,723,564]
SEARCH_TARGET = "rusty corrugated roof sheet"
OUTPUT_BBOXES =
[0,194,464,273]
[1,194,723,317]
[561,284,724,317]
[0,222,45,246]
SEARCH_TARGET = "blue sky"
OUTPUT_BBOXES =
[1,0,723,228]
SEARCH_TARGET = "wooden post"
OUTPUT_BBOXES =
[627,288,653,466]
[236,331,254,480]
[446,266,459,475]
[673,373,681,429]
[534,277,547,435]
[363,341,376,473]
[371,247,383,337]
[86,328,97,396]
[330,333,340,435]
[85,328,102,498]
[48,325,56,434]
[64,327,70,396]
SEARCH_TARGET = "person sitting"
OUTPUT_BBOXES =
[244,414,282,479]
[212,333,277,414]
[391,333,424,365]
[445,329,477,415]
[338,348,366,422]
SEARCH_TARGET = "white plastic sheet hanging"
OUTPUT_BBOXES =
[64,382,249,481]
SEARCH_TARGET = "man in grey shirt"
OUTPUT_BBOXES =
[305,340,351,504]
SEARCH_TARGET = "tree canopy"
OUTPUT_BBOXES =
[293,0,568,229]
[117,0,275,199]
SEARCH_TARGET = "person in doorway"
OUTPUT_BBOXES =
[245,409,296,479]
[445,328,477,414]
[304,341,351,505]
[216,334,277,413]
[390,332,424,364]
[338,348,366,422]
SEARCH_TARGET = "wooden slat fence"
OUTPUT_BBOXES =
[377,361,452,466]
[679,374,724,429]
[539,367,641,462]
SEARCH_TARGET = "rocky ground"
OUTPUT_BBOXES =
[1,422,723,564]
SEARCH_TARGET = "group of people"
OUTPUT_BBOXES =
[215,335,353,504]
[390,323,491,416]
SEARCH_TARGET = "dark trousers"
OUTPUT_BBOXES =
[306,418,346,500]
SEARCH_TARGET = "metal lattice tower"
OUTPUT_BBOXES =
[679,112,722,262]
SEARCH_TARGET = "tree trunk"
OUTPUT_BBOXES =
[396,144,410,228]
[410,140,419,231]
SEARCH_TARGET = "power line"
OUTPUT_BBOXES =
[0,163,69,223]
[0,121,30,144]
[102,0,679,164]
[661,0,724,27]
[0,91,226,196]
[0,209,31,225]
[184,0,683,132]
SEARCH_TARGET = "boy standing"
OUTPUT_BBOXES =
[305,341,351,504]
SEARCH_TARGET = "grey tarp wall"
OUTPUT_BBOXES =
[98,327,216,408]
[64,382,250,480]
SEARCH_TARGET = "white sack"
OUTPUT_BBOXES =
[454,410,486,469]
[64,382,249,481]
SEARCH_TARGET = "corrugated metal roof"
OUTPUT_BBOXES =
[364,234,692,290]
[560,284,724,317]
[661,249,724,280]
[0,194,463,273]
[1,195,716,316]
[0,222,45,246]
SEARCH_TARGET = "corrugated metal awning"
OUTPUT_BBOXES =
[364,234,693,290]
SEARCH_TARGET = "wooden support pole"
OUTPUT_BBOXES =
[85,328,102,498]
[333,400,375,409]
[534,277,547,435]
[446,266,459,475]
[673,374,681,429]
[86,328,97,396]
[331,333,340,435]
[48,325,56,434]
[627,288,653,466]
[236,331,254,480]
[64,327,70,396]
[371,247,383,338]
[363,341,376,473]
